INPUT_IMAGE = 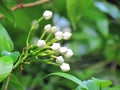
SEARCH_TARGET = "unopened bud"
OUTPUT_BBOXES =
[51,43,61,51]
[51,26,57,33]
[56,56,64,65]
[60,63,70,72]
[64,49,73,58]
[31,19,39,29]
[43,10,53,20]
[55,31,63,40]
[37,40,46,48]
[60,47,68,54]
[63,32,72,40]
[44,24,51,32]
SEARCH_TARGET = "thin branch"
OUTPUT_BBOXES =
[4,73,12,90]
[22,0,50,8]
[0,0,50,19]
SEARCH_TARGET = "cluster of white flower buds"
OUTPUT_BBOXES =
[55,31,72,40]
[44,24,58,33]
[34,10,73,72]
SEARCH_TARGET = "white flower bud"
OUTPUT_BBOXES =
[55,31,63,40]
[51,43,61,51]
[31,19,39,29]
[43,10,53,20]
[60,47,68,54]
[60,63,70,72]
[44,24,51,32]
[51,26,57,33]
[64,49,73,58]
[63,32,72,40]
[56,56,64,65]
[37,40,46,48]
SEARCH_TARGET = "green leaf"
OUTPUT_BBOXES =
[83,5,106,22]
[0,56,13,82]
[83,80,97,90]
[1,50,20,63]
[92,77,112,89]
[108,86,120,90]
[94,1,120,20]
[0,1,15,24]
[76,80,99,90]
[66,0,93,29]
[44,72,87,89]
[0,23,14,51]
[75,86,86,90]
[104,39,116,60]
[75,78,112,90]
[8,74,24,90]
[96,18,109,37]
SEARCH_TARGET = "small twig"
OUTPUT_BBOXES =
[4,73,12,90]
[21,0,50,8]
[0,0,50,19]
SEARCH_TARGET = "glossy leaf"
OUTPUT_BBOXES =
[44,72,87,89]
[66,0,93,29]
[84,80,97,90]
[96,18,109,37]
[75,78,112,90]
[0,1,15,24]
[83,5,106,22]
[1,50,20,63]
[75,80,95,90]
[0,23,13,51]
[0,56,13,82]
[94,1,120,20]
[92,77,112,88]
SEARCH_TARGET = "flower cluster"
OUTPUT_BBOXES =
[29,10,73,72]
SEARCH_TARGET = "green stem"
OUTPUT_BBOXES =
[47,38,58,45]
[45,32,53,42]
[26,28,33,46]
[40,30,46,40]
[37,17,44,23]
[32,49,41,55]
[30,59,49,63]
[13,54,27,69]
[26,17,44,45]
[46,62,59,66]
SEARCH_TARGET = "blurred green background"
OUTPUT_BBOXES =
[1,0,120,90]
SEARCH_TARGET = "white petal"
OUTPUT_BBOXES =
[60,47,68,54]
[56,56,64,65]
[64,49,73,58]
[55,31,63,40]
[43,10,53,20]
[63,32,72,40]
[51,43,61,51]
[60,63,70,72]
[51,26,58,33]
[44,24,51,32]
[37,40,46,48]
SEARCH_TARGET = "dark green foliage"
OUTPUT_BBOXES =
[0,0,120,90]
